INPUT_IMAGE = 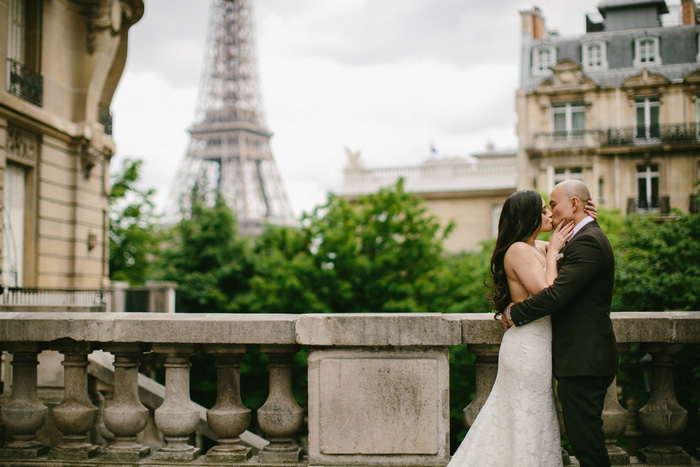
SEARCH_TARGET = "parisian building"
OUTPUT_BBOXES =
[518,0,700,215]
[0,0,143,288]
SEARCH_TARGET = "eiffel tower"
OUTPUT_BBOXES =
[167,0,295,235]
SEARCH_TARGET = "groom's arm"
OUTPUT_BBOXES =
[508,234,604,327]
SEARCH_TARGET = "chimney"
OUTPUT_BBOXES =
[521,7,546,40]
[682,0,698,25]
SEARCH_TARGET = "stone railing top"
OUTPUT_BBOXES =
[0,311,697,348]
[296,313,462,346]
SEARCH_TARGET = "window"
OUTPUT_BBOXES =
[3,163,26,286]
[554,167,583,184]
[7,0,42,106]
[582,41,608,70]
[634,36,661,67]
[635,98,660,140]
[552,102,585,140]
[532,45,556,74]
[636,163,659,210]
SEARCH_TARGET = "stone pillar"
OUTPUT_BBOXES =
[49,342,100,459]
[462,344,499,429]
[108,281,129,313]
[145,281,178,313]
[204,344,252,462]
[257,344,304,463]
[151,344,201,460]
[0,344,49,458]
[102,344,150,460]
[638,344,691,465]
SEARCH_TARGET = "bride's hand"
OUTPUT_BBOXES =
[548,220,574,254]
[584,199,598,220]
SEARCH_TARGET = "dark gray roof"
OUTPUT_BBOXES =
[597,0,669,14]
[520,25,700,91]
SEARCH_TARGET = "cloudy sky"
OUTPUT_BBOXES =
[111,0,676,218]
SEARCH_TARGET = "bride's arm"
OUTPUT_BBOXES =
[544,220,574,285]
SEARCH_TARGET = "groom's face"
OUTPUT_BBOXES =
[548,187,573,227]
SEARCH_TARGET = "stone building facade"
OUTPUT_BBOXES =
[341,147,516,253]
[517,0,700,215]
[0,0,143,288]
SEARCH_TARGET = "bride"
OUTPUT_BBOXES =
[448,190,595,467]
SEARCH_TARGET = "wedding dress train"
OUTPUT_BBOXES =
[448,315,562,467]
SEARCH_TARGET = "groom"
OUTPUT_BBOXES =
[503,180,618,467]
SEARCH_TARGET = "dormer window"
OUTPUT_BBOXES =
[634,36,661,67]
[582,41,608,70]
[532,45,556,75]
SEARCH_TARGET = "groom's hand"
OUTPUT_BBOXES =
[501,303,515,330]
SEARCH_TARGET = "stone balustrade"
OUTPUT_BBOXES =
[0,311,698,467]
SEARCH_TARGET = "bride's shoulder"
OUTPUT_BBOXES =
[504,241,532,259]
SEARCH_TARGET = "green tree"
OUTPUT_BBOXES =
[305,180,453,313]
[109,158,161,284]
[614,212,700,311]
[155,197,253,313]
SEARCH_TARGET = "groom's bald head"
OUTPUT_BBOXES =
[555,180,591,205]
[549,180,591,226]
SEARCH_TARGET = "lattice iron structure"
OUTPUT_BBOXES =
[166,0,295,234]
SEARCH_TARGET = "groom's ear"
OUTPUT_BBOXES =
[570,197,580,211]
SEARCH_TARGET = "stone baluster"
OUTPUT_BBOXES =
[151,344,201,460]
[257,344,304,463]
[102,344,150,460]
[602,378,629,464]
[601,343,630,464]
[638,344,691,465]
[49,342,100,459]
[0,344,49,458]
[204,344,252,462]
[462,344,499,429]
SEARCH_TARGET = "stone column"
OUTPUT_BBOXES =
[49,342,100,459]
[204,344,252,462]
[151,344,201,460]
[638,344,691,465]
[0,344,49,458]
[102,344,150,460]
[462,344,499,429]
[257,344,304,463]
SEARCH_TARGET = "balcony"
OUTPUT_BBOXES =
[606,124,700,147]
[0,311,697,466]
[531,129,605,150]
[6,59,43,107]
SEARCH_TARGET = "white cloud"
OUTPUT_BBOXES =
[112,0,625,218]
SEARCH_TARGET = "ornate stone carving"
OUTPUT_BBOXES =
[7,128,38,163]
[79,141,102,179]
[83,0,122,54]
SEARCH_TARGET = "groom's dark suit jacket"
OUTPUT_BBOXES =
[510,220,618,378]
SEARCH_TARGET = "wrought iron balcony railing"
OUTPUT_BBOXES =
[6,59,43,107]
[607,123,700,146]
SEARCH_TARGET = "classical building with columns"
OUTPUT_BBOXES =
[0,0,143,288]
[518,0,700,214]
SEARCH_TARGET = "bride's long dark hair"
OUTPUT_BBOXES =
[489,190,545,315]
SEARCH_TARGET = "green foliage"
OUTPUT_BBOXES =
[155,197,253,313]
[613,212,700,311]
[108,158,162,284]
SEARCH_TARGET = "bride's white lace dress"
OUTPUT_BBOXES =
[448,315,562,467]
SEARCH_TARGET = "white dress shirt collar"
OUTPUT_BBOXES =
[568,216,594,242]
